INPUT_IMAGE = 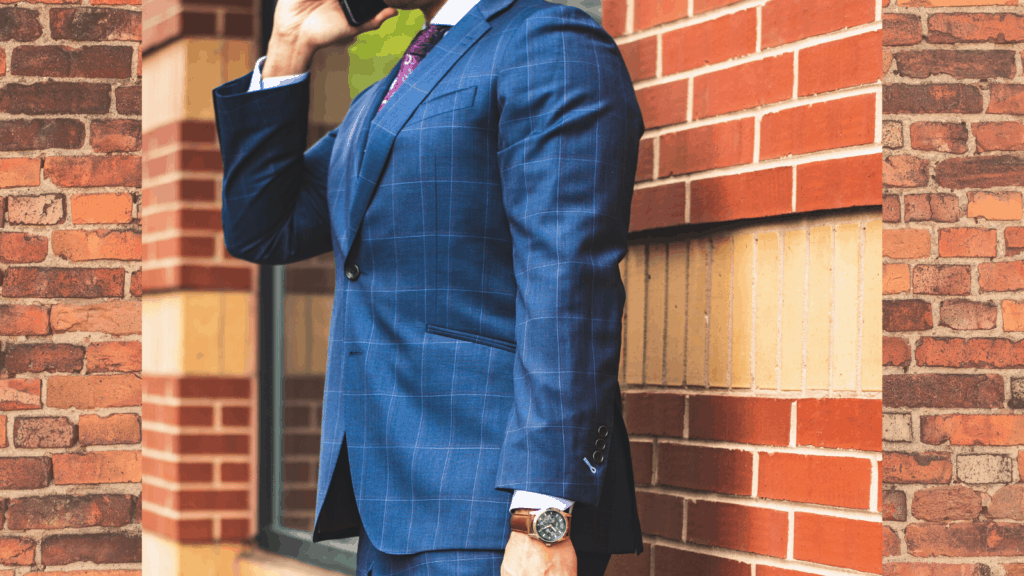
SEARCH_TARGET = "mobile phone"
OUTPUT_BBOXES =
[339,0,389,27]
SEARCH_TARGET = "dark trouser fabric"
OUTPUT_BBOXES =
[356,526,611,576]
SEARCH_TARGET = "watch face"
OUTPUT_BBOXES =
[534,510,567,543]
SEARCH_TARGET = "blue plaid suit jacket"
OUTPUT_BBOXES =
[213,0,644,555]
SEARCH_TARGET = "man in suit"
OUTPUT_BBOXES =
[212,0,644,571]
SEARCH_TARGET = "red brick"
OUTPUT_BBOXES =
[141,458,213,483]
[634,489,682,540]
[689,396,790,446]
[693,0,744,14]
[142,207,222,234]
[905,193,960,223]
[939,299,998,330]
[1005,301,1024,332]
[0,457,50,490]
[144,376,251,399]
[221,406,249,427]
[974,122,1024,153]
[6,193,63,224]
[3,267,124,298]
[759,452,872,509]
[634,80,687,130]
[967,190,1022,221]
[693,54,793,119]
[51,301,140,335]
[601,0,625,36]
[140,264,252,292]
[885,373,1004,409]
[884,194,901,223]
[52,451,141,484]
[910,122,968,153]
[0,415,5,448]
[141,120,217,153]
[79,413,141,446]
[929,13,1024,44]
[0,379,41,411]
[47,374,141,409]
[762,0,874,48]
[800,31,881,96]
[52,229,140,262]
[223,12,252,36]
[69,193,134,224]
[143,431,249,455]
[0,7,43,41]
[660,118,753,176]
[40,533,141,565]
[625,183,682,231]
[689,167,792,224]
[662,9,757,75]
[916,337,1024,369]
[757,568,817,576]
[5,343,84,374]
[143,485,248,511]
[220,462,248,482]
[655,548,748,576]
[0,82,110,115]
[90,119,141,153]
[797,398,881,451]
[883,155,930,188]
[936,156,1024,189]
[658,444,753,495]
[143,149,222,180]
[1009,227,1024,257]
[687,500,787,557]
[912,486,982,523]
[0,537,35,565]
[142,404,214,427]
[13,416,75,448]
[884,336,911,367]
[0,305,48,336]
[884,14,922,46]
[141,509,212,543]
[115,85,140,115]
[632,0,686,31]
[0,232,47,263]
[938,227,997,258]
[885,264,911,295]
[0,119,84,151]
[896,50,1016,80]
[884,84,984,115]
[794,513,880,573]
[49,7,140,41]
[989,485,1024,520]
[980,261,1024,292]
[883,452,952,484]
[913,265,971,295]
[7,494,133,530]
[799,153,883,211]
[86,341,140,373]
[884,299,933,331]
[221,518,251,541]
[635,138,653,183]
[45,155,141,188]
[11,45,133,78]
[619,36,656,82]
[884,490,907,522]
[0,158,41,188]
[884,229,931,259]
[922,414,1024,446]
[883,564,989,576]
[630,440,652,486]
[761,94,875,160]
[907,522,1024,557]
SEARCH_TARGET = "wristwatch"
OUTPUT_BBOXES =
[510,507,572,546]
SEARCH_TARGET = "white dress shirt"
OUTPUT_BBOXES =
[248,0,575,514]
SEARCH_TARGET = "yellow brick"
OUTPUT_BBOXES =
[898,0,1016,5]
[283,295,311,376]
[862,220,883,392]
[665,241,688,385]
[781,230,806,391]
[644,244,668,384]
[708,236,732,388]
[807,225,832,390]
[185,40,226,120]
[222,293,251,376]
[142,42,186,134]
[624,244,647,385]
[686,240,708,387]
[142,293,184,375]
[182,292,223,374]
[834,222,861,390]
[731,234,754,389]
[310,296,333,374]
[755,233,779,390]
[223,40,256,88]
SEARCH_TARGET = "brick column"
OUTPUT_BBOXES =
[0,0,143,571]
[882,1,1024,573]
[603,0,884,574]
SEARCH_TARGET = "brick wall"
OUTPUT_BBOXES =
[0,0,143,571]
[881,1,1024,574]
[602,0,884,574]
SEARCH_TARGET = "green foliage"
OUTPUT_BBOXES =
[347,10,424,99]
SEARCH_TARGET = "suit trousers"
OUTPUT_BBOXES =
[355,526,611,576]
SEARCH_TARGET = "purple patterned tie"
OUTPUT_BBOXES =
[378,24,452,112]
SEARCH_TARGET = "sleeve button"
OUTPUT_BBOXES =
[592,450,605,464]
[594,438,606,450]
[597,425,609,438]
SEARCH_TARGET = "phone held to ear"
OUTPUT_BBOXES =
[339,0,389,27]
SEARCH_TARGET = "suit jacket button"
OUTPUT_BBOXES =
[594,438,606,451]
[345,263,361,281]
[592,450,605,464]
[597,425,609,438]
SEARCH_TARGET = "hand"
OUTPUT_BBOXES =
[501,531,577,576]
[264,0,397,77]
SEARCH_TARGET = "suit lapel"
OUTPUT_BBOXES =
[337,9,494,259]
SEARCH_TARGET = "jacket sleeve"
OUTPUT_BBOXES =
[212,71,335,265]
[493,4,644,507]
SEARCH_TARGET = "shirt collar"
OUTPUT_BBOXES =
[426,0,481,27]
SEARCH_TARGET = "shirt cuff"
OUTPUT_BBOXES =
[248,55,310,92]
[509,490,575,512]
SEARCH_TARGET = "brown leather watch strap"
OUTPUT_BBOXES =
[509,509,532,535]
